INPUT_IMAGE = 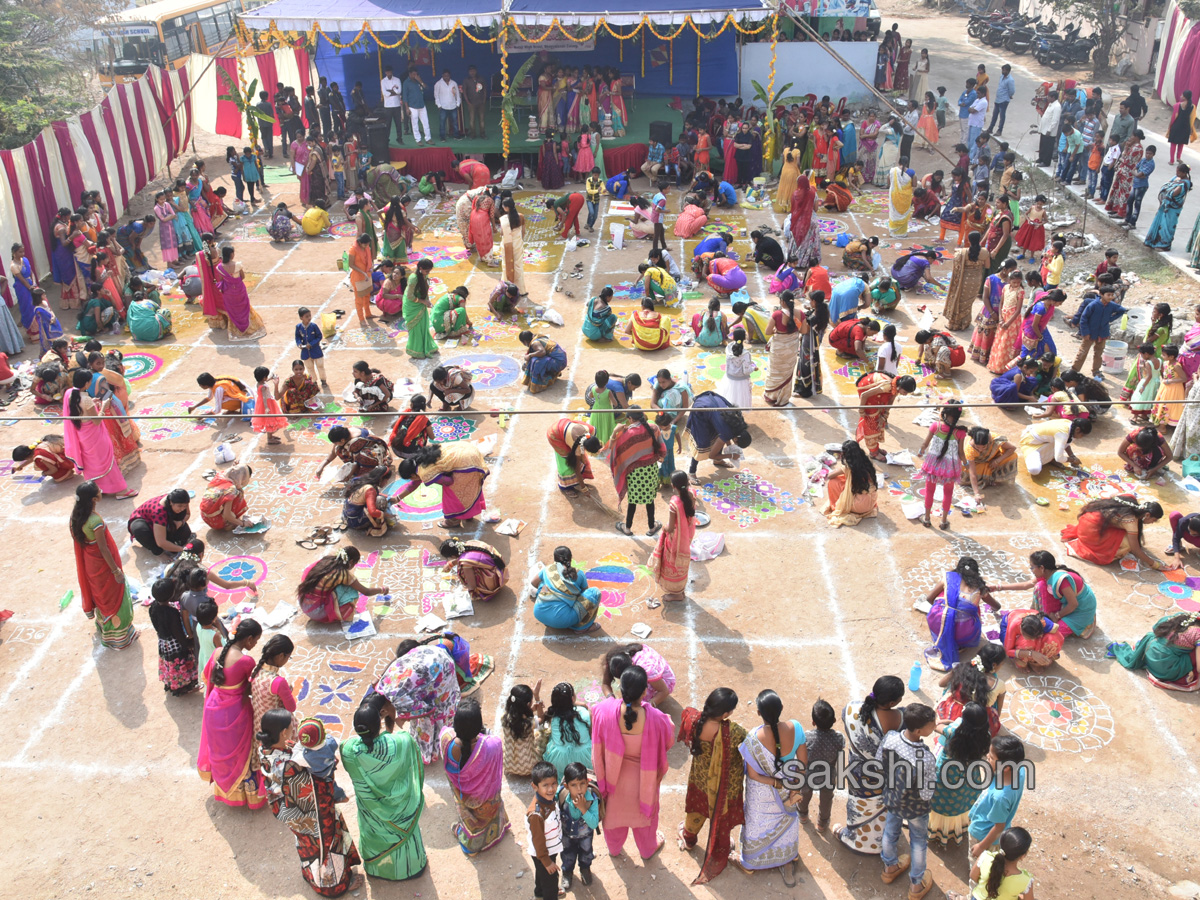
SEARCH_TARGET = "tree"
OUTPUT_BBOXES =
[1046,0,1134,78]
[0,0,118,149]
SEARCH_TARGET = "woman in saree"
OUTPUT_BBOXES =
[76,283,116,337]
[1017,288,1061,362]
[440,538,508,603]
[610,408,667,536]
[981,202,1013,276]
[623,299,672,351]
[198,617,266,808]
[583,287,618,342]
[537,134,565,189]
[341,697,427,881]
[441,698,510,855]
[923,556,1000,671]
[894,39,913,93]
[547,416,601,495]
[395,440,490,529]
[999,607,1066,672]
[306,136,329,207]
[374,638,462,765]
[373,262,406,317]
[649,471,697,601]
[1106,131,1145,219]
[403,258,438,359]
[500,198,526,295]
[387,396,433,459]
[62,370,135,499]
[431,289,472,339]
[537,67,555,132]
[762,292,802,407]
[292,135,312,205]
[171,181,203,254]
[962,426,1018,501]
[674,196,709,238]
[834,675,905,854]
[279,359,319,414]
[127,293,172,340]
[986,267,1025,374]
[942,232,989,331]
[379,198,411,264]
[775,140,802,214]
[200,465,252,531]
[1061,495,1171,570]
[858,114,881,184]
[822,439,878,527]
[738,690,804,884]
[592,665,672,858]
[354,196,379,258]
[97,381,140,473]
[519,330,568,392]
[995,550,1099,639]
[469,189,496,261]
[679,688,747,885]
[185,169,214,234]
[93,235,126,316]
[297,547,390,623]
[971,261,1015,363]
[1144,163,1192,250]
[342,467,391,537]
[1110,611,1200,692]
[217,247,265,341]
[609,70,628,134]
[940,166,972,227]
[70,481,136,649]
[531,545,602,632]
[260,710,364,896]
[51,210,84,306]
[730,300,772,345]
[787,177,821,269]
[887,158,914,236]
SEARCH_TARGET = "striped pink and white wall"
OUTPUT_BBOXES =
[0,65,193,283]
[1156,0,1200,108]
[186,47,314,138]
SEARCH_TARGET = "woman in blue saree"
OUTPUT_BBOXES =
[1144,164,1192,251]
[923,557,1000,671]
[583,288,618,342]
[519,332,568,393]
[940,168,972,226]
[530,546,601,632]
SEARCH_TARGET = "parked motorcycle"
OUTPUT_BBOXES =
[1004,20,1057,54]
[983,15,1032,46]
[1041,36,1099,69]
[968,11,1015,39]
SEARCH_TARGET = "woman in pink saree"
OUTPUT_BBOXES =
[292,137,312,206]
[198,618,267,809]
[198,235,226,328]
[469,190,495,260]
[592,666,673,858]
[216,246,266,341]
[441,697,510,855]
[62,370,136,499]
[649,472,697,601]
[395,441,490,528]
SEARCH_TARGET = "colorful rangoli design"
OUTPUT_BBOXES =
[609,281,645,302]
[122,352,164,381]
[431,415,480,443]
[577,553,656,621]
[1121,564,1200,613]
[694,469,797,527]
[690,350,768,393]
[134,402,212,442]
[1005,675,1115,753]
[329,221,359,237]
[409,245,469,268]
[382,479,444,522]
[207,555,268,604]
[1038,466,1145,509]
[288,640,394,739]
[917,276,949,299]
[848,192,889,214]
[439,353,522,390]
[832,350,933,381]
[817,217,848,236]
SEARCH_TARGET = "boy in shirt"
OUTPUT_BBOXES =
[526,762,563,900]
[584,167,603,231]
[878,703,937,899]
[1124,144,1156,227]
[1099,135,1122,201]
[969,735,1027,860]
[330,151,345,200]
[295,307,328,385]
[797,699,844,831]
[557,762,601,890]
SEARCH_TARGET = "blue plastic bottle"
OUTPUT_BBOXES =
[908,660,922,692]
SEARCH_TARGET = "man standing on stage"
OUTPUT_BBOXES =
[404,68,433,145]
[463,65,488,139]
[380,65,405,146]
[434,69,461,142]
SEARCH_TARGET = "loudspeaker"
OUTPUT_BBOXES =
[366,117,391,164]
[649,120,673,146]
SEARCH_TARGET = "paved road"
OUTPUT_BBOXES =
[886,13,1200,279]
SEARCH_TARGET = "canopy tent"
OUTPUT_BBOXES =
[505,0,770,26]
[238,0,502,34]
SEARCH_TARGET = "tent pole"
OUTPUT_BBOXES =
[778,4,957,170]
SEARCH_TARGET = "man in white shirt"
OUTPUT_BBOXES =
[1037,91,1061,167]
[433,69,461,142]
[968,86,989,161]
[379,65,405,146]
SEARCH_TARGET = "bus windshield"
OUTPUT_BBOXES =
[95,27,167,76]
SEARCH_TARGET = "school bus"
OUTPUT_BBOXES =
[94,0,270,86]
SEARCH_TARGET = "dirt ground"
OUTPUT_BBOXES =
[2,67,1200,900]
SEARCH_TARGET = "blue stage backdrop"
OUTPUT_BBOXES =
[313,29,738,106]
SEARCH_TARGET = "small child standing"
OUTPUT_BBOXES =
[973,148,992,196]
[251,366,287,446]
[297,717,349,802]
[330,150,346,200]
[935,87,949,131]
[294,307,328,386]
[1086,134,1105,199]
[968,735,1027,861]
[557,761,602,889]
[195,600,224,688]
[957,827,1034,900]
[797,698,845,831]
[503,682,545,776]
[526,761,564,900]
[1012,195,1047,261]
[878,703,938,900]
[1124,144,1156,227]
[1040,240,1065,291]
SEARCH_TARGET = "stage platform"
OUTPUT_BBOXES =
[385,97,698,180]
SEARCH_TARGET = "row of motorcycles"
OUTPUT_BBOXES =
[967,11,1098,69]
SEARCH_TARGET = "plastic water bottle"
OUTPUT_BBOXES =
[908,660,923,692]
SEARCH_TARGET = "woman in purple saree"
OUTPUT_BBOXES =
[923,556,999,671]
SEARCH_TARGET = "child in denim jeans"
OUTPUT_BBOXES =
[878,703,937,900]
[331,151,346,200]
[557,762,602,890]
[797,698,844,831]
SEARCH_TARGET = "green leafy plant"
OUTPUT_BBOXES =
[217,68,275,147]
[751,79,805,162]
[501,53,541,144]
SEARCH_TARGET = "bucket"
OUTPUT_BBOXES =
[1101,340,1128,375]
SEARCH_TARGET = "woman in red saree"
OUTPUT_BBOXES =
[789,178,820,268]
[547,416,599,494]
[469,190,495,259]
[649,471,697,601]
[198,235,226,328]
[722,131,739,186]
[70,481,137,649]
[1061,495,1170,570]
[279,360,319,414]
[1000,608,1064,672]
[13,435,75,481]
[389,395,434,458]
[855,373,917,460]
[679,688,747,885]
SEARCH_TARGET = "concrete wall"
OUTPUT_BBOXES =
[739,41,878,104]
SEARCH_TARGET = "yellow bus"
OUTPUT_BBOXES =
[94,0,269,86]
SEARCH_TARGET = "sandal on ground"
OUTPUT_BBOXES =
[939,519,951,531]
[647,523,663,536]
[201,469,217,480]
[114,490,139,500]
[881,855,911,884]
[616,522,634,536]
[677,822,692,851]
[920,515,932,528]
[296,539,319,550]
[780,859,797,887]
[869,450,888,462]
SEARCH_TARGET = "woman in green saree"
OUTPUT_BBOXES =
[431,286,473,338]
[1109,612,1200,692]
[403,259,439,359]
[340,694,429,880]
